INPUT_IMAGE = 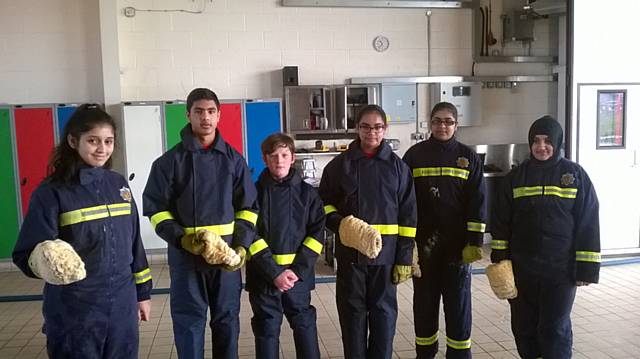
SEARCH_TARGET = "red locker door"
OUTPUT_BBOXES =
[14,107,55,216]
[218,102,244,155]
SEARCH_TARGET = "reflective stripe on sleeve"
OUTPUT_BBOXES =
[324,205,337,215]
[491,239,509,250]
[466,221,486,233]
[150,211,175,229]
[249,239,269,256]
[134,268,152,284]
[273,253,296,265]
[576,251,601,263]
[398,226,417,238]
[303,236,323,255]
[235,210,258,225]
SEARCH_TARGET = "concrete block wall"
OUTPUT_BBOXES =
[116,0,474,100]
[0,0,102,104]
[0,0,558,146]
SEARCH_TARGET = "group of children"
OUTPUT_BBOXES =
[12,86,600,359]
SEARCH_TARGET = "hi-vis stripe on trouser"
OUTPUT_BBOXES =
[466,221,486,233]
[60,203,131,226]
[446,336,471,350]
[416,332,438,346]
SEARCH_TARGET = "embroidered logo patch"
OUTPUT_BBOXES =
[119,186,132,202]
[560,173,575,186]
[456,157,470,168]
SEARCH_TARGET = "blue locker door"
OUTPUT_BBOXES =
[55,104,78,142]
[244,100,282,181]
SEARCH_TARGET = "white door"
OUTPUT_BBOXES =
[577,84,640,251]
[122,103,167,250]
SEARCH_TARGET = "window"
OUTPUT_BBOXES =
[597,90,626,149]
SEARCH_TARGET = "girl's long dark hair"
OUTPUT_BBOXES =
[47,104,117,184]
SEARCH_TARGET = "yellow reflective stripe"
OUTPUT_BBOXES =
[513,186,543,198]
[576,251,601,263]
[324,205,337,215]
[441,167,470,180]
[413,167,441,177]
[249,239,269,256]
[273,253,296,265]
[150,211,175,229]
[134,268,152,284]
[491,239,509,250]
[416,332,438,346]
[513,186,578,199]
[59,203,132,227]
[107,203,131,217]
[370,224,399,235]
[545,186,578,199]
[183,222,235,236]
[303,236,323,255]
[446,336,471,350]
[466,221,486,233]
[235,210,258,225]
[398,226,417,238]
[412,167,469,180]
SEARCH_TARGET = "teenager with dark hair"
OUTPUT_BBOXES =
[13,104,152,358]
[143,88,258,358]
[319,104,417,358]
[403,101,486,359]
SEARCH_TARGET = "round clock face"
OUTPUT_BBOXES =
[373,35,390,52]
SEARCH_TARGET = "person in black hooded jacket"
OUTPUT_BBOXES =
[491,115,600,359]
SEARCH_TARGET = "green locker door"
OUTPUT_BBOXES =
[0,108,20,258]
[163,102,188,151]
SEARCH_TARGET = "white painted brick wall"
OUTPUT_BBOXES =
[0,0,101,103]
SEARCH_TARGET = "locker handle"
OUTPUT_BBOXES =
[129,173,135,181]
[21,178,27,186]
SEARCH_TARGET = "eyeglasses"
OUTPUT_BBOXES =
[358,124,386,133]
[430,119,457,127]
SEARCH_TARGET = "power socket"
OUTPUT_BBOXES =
[124,7,136,18]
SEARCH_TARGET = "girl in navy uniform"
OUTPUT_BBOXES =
[491,116,600,358]
[319,105,417,359]
[13,104,152,358]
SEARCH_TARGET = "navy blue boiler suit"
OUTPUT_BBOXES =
[319,140,417,359]
[246,168,326,359]
[143,125,258,359]
[403,137,487,359]
[491,157,600,359]
[13,167,152,359]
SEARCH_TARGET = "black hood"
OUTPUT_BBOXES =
[528,115,563,163]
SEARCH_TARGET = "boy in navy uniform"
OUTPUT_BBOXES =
[246,133,326,359]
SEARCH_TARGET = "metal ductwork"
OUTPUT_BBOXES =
[282,0,473,9]
[525,0,566,15]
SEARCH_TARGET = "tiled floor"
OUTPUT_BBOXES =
[1,258,640,358]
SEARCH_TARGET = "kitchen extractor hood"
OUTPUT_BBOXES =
[525,0,566,15]
[282,0,473,8]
